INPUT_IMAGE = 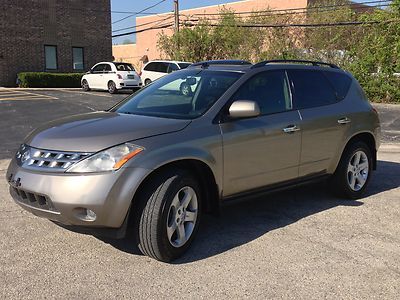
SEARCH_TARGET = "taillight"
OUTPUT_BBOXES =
[117,74,123,79]
[138,71,142,77]
[372,107,378,115]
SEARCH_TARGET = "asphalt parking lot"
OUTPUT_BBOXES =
[0,89,399,299]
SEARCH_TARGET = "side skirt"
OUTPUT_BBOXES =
[221,172,330,206]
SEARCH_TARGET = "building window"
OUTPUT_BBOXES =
[44,45,57,70]
[72,47,84,70]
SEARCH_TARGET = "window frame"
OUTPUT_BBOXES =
[44,45,58,70]
[72,47,84,71]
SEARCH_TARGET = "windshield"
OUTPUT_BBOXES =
[178,63,191,69]
[112,69,242,119]
[114,63,135,71]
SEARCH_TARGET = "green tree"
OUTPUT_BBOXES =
[157,1,400,102]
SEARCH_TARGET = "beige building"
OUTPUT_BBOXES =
[112,44,141,69]
[135,0,308,61]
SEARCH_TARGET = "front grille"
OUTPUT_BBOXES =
[17,146,91,172]
[10,186,57,212]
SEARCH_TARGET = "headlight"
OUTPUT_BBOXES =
[16,144,31,165]
[66,143,144,173]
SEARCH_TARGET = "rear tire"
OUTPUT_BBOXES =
[108,81,117,94]
[135,169,202,262]
[81,79,90,91]
[330,141,372,199]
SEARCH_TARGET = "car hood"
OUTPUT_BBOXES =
[25,112,191,152]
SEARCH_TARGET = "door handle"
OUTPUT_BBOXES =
[337,117,351,124]
[283,125,300,133]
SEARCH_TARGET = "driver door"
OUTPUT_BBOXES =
[87,63,106,89]
[220,70,302,197]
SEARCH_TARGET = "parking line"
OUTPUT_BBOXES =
[0,96,56,101]
[0,89,58,101]
[0,93,56,99]
[12,91,57,99]
[59,89,113,98]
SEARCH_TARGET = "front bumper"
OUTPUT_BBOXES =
[6,158,150,231]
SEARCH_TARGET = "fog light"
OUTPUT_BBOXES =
[86,209,96,221]
[74,208,97,221]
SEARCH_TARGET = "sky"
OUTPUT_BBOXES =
[110,0,386,44]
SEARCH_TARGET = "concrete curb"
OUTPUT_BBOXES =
[0,159,10,171]
[379,143,400,152]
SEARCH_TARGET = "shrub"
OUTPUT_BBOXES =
[17,72,84,88]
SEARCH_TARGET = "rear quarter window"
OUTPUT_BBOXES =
[288,69,338,109]
[323,71,352,100]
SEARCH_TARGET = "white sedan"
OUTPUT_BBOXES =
[81,62,142,94]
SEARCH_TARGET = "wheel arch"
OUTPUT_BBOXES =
[130,159,220,220]
[338,131,377,171]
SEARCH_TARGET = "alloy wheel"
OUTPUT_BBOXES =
[347,150,369,191]
[166,186,198,248]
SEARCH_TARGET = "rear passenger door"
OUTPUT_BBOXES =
[220,70,302,196]
[287,69,352,177]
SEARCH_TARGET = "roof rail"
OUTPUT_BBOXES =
[189,60,252,68]
[251,59,340,69]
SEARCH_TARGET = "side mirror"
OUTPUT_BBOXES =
[87,69,93,74]
[228,100,260,119]
[186,77,197,85]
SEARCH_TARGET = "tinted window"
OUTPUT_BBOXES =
[114,63,135,71]
[178,63,191,69]
[323,71,352,100]
[92,64,105,73]
[167,63,179,73]
[156,62,168,73]
[288,70,337,109]
[44,45,57,70]
[104,64,111,72]
[72,47,84,70]
[144,62,157,72]
[232,70,292,115]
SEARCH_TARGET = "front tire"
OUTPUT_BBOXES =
[108,81,117,94]
[81,79,90,91]
[136,169,202,262]
[330,141,372,199]
[144,79,151,86]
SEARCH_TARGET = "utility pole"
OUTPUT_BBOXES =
[174,0,179,33]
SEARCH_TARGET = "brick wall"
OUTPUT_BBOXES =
[0,0,112,86]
